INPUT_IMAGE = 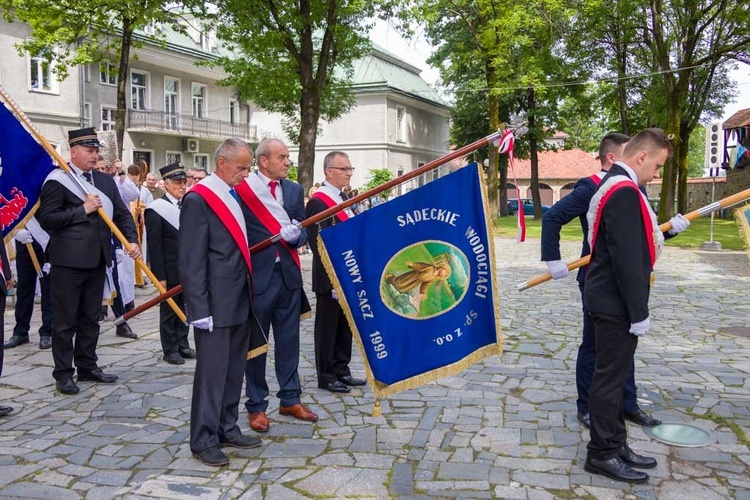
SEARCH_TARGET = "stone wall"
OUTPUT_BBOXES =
[645,168,750,216]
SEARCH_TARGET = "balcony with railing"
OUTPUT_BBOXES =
[127,109,257,142]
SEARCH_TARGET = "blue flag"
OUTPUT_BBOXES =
[318,165,503,398]
[0,99,56,239]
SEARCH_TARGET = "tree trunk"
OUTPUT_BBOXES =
[115,20,134,163]
[527,86,542,219]
[297,85,319,194]
[658,100,680,221]
[485,64,499,217]
[676,120,690,213]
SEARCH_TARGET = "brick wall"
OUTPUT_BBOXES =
[645,168,750,216]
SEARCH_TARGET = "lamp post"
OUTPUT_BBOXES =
[701,166,722,250]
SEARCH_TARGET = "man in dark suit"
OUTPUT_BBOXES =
[582,128,673,484]
[179,138,263,467]
[542,133,667,430]
[0,239,15,417]
[37,128,140,395]
[144,162,195,365]
[5,218,53,350]
[306,151,367,393]
[236,138,318,433]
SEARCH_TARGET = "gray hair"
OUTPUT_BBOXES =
[255,138,285,162]
[214,137,252,165]
[323,151,349,169]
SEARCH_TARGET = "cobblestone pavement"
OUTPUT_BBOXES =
[0,237,748,499]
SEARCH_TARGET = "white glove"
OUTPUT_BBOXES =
[191,316,214,332]
[279,220,301,243]
[15,229,34,244]
[115,247,125,264]
[668,214,690,235]
[545,260,569,280]
[331,290,338,300]
[42,263,51,275]
[629,317,650,336]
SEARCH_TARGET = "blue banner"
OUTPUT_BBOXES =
[318,165,502,398]
[0,99,56,240]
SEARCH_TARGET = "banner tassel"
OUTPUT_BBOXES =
[372,398,381,417]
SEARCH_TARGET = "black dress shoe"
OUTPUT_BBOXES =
[99,309,108,323]
[0,406,13,417]
[56,377,80,395]
[39,337,52,349]
[192,446,229,466]
[219,434,262,449]
[618,443,657,469]
[4,335,29,348]
[577,412,591,429]
[179,348,197,359]
[164,352,185,365]
[115,323,138,339]
[338,375,367,386]
[584,456,649,484]
[77,368,118,383]
[624,408,662,427]
[319,380,351,393]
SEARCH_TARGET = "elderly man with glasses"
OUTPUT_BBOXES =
[305,151,366,393]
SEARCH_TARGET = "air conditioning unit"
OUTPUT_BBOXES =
[183,138,200,153]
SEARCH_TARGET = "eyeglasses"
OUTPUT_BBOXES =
[328,167,355,173]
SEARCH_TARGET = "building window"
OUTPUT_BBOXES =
[164,77,179,130]
[100,62,117,86]
[101,106,116,131]
[166,151,182,165]
[396,106,406,143]
[83,102,92,127]
[192,83,206,118]
[229,99,239,125]
[131,70,149,110]
[194,154,209,170]
[29,55,57,93]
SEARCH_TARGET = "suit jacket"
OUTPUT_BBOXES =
[583,164,652,322]
[305,196,345,295]
[178,189,253,327]
[37,168,137,269]
[541,173,601,284]
[240,177,308,294]
[0,241,11,288]
[144,195,180,285]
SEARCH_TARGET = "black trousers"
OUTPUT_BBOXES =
[190,320,250,453]
[50,263,106,381]
[0,290,6,378]
[587,312,639,460]
[244,265,302,413]
[314,293,353,386]
[13,241,52,339]
[160,284,189,355]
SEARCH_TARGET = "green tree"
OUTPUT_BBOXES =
[207,0,396,193]
[2,0,183,160]
[687,124,706,178]
[364,167,394,198]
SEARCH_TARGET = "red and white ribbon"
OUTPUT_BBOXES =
[494,130,525,243]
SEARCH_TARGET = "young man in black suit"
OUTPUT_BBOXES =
[179,138,264,467]
[144,162,195,365]
[235,138,318,433]
[583,128,674,484]
[37,128,140,395]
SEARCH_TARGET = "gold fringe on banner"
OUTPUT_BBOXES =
[734,203,750,262]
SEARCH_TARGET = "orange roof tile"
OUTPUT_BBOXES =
[510,148,601,180]
[723,108,750,129]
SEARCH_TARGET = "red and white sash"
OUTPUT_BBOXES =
[190,174,251,272]
[235,174,300,269]
[310,183,351,222]
[587,175,664,268]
